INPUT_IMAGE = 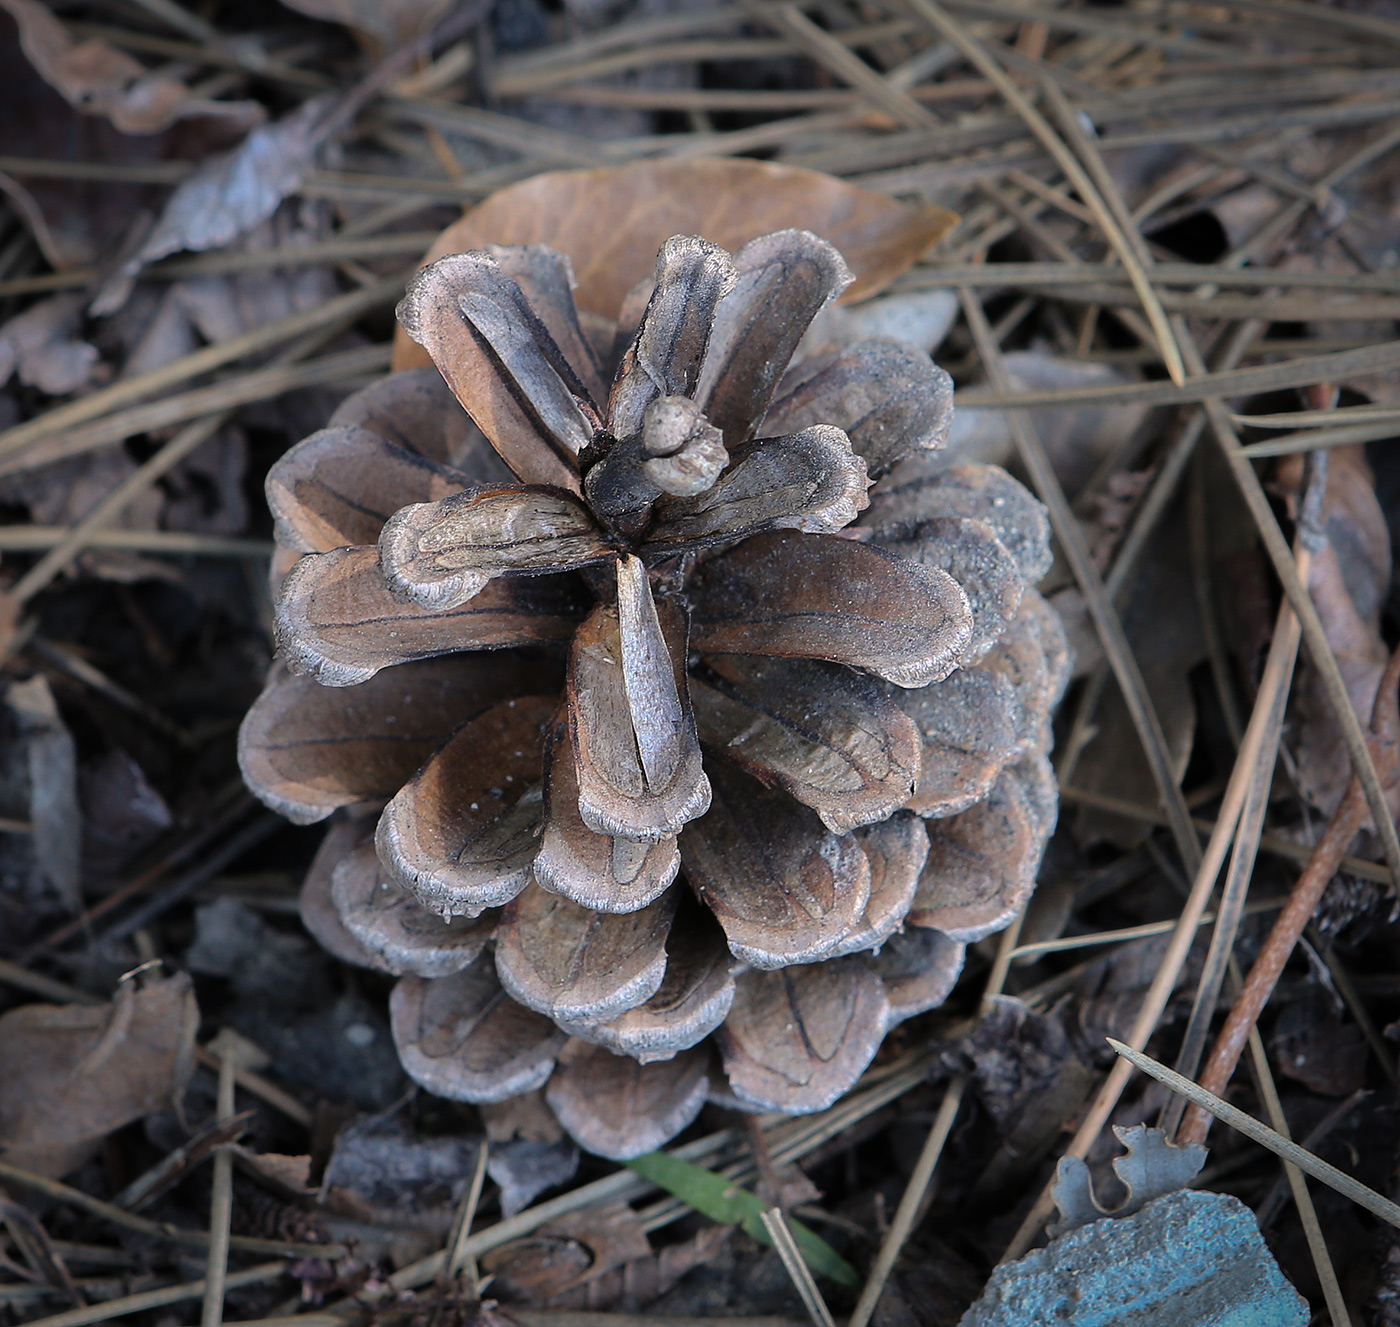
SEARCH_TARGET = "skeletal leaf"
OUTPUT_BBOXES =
[275,545,585,686]
[561,899,734,1063]
[689,529,972,688]
[238,657,559,824]
[680,757,870,968]
[763,338,954,477]
[298,815,394,972]
[690,654,920,833]
[390,956,564,1103]
[568,567,710,841]
[378,486,610,612]
[824,811,929,958]
[898,666,1026,820]
[907,769,1041,941]
[534,712,681,914]
[875,516,1025,666]
[868,926,965,1027]
[545,1041,709,1160]
[328,368,513,477]
[649,425,868,549]
[494,883,676,1024]
[266,425,471,552]
[480,1202,653,1302]
[696,230,852,447]
[862,460,1053,586]
[609,235,736,443]
[1049,1125,1207,1237]
[396,252,595,490]
[377,695,554,917]
[331,843,497,978]
[718,960,889,1114]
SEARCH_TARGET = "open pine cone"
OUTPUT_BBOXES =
[239,228,1069,1159]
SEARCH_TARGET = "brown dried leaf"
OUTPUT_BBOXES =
[649,425,868,549]
[390,955,565,1102]
[534,712,681,914]
[328,368,512,477]
[481,1202,653,1302]
[396,251,596,490]
[568,564,710,841]
[545,1040,709,1160]
[1,0,262,135]
[861,460,1053,587]
[331,842,497,978]
[690,654,921,834]
[718,960,889,1114]
[239,656,560,824]
[494,883,676,1024]
[907,768,1042,942]
[267,425,472,552]
[377,694,554,917]
[298,814,393,972]
[562,897,734,1063]
[378,486,609,611]
[689,529,972,688]
[763,337,954,479]
[825,811,929,959]
[867,926,965,1028]
[0,292,98,396]
[395,158,956,376]
[0,974,198,1177]
[680,757,870,968]
[275,545,585,686]
[694,230,852,447]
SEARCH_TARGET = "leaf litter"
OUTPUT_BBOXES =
[0,2,1399,1325]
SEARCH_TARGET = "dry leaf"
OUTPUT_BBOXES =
[392,157,957,369]
[0,292,98,395]
[0,974,199,1177]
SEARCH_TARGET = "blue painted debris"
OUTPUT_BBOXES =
[958,1189,1309,1327]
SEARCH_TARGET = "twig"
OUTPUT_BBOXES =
[1110,1040,1400,1230]
[200,1044,238,1327]
[15,1263,287,1327]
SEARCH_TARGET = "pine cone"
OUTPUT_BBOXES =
[239,228,1069,1158]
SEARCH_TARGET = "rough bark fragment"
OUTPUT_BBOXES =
[332,842,497,978]
[377,695,555,917]
[390,958,564,1103]
[718,960,889,1113]
[690,654,920,834]
[764,338,954,477]
[239,657,559,825]
[689,529,972,688]
[680,757,870,968]
[494,883,676,1024]
[546,1040,709,1160]
[378,486,610,612]
[276,545,585,685]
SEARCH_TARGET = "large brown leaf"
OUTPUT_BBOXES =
[494,883,675,1024]
[563,899,734,1064]
[239,656,559,824]
[679,757,870,968]
[718,961,888,1114]
[568,562,710,841]
[377,694,555,917]
[267,425,471,553]
[0,974,198,1177]
[825,811,929,958]
[328,368,514,478]
[545,1040,709,1160]
[688,530,972,688]
[275,545,585,686]
[763,339,954,478]
[649,425,868,550]
[906,768,1041,942]
[534,712,681,914]
[331,842,497,978]
[690,654,920,834]
[378,487,611,612]
[695,230,851,447]
[299,813,392,971]
[868,927,965,1027]
[390,957,564,1103]
[393,159,957,369]
[396,252,594,491]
